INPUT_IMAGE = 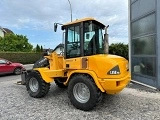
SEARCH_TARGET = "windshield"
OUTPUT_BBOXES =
[83,22,104,56]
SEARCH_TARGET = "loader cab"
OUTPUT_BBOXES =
[61,18,105,59]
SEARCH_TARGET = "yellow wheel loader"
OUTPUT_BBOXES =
[23,18,131,111]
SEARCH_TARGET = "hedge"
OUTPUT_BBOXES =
[109,43,128,60]
[0,52,42,64]
[0,43,129,64]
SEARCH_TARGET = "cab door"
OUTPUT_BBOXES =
[65,24,81,59]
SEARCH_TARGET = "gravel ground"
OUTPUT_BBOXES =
[0,79,160,120]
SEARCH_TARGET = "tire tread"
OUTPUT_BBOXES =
[26,70,50,98]
[68,74,102,111]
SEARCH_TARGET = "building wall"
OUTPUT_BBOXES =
[130,0,158,88]
[157,0,160,89]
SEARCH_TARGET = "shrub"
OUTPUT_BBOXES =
[109,43,129,60]
[0,52,42,64]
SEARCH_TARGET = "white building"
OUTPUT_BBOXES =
[0,27,5,37]
[0,27,12,38]
[53,43,64,55]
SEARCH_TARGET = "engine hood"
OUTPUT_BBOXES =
[11,63,23,67]
[88,54,129,79]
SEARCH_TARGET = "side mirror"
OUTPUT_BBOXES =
[6,61,11,65]
[54,23,58,32]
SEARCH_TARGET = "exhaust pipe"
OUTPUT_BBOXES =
[104,25,109,54]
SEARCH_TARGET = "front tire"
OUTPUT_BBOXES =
[14,67,21,75]
[68,74,102,111]
[26,71,50,98]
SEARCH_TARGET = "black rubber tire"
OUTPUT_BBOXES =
[14,67,21,75]
[26,71,50,98]
[68,74,102,111]
[55,78,67,88]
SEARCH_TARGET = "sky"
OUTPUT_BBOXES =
[0,0,128,49]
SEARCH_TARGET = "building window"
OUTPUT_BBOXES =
[132,35,156,55]
[131,13,156,78]
[132,13,156,37]
[132,57,156,77]
[131,0,136,3]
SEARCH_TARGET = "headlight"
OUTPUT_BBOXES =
[107,65,120,75]
[20,64,23,66]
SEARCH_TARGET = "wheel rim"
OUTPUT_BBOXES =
[29,77,39,92]
[73,83,90,103]
[15,68,21,74]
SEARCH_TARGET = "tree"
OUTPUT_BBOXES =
[0,34,33,52]
[40,45,43,52]
[36,44,41,52]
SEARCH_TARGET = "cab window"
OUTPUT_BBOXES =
[66,25,80,58]
[83,22,104,56]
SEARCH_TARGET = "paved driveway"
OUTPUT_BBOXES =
[0,64,160,120]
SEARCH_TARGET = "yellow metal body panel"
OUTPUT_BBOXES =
[62,54,130,94]
[35,52,131,94]
[64,69,105,92]
[88,54,129,79]
[34,52,65,83]
[45,52,64,70]
[99,72,131,94]
[86,54,130,94]
[34,68,65,83]
[65,58,81,69]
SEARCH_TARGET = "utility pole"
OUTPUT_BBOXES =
[67,0,72,22]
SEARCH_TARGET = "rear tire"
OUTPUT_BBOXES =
[68,74,102,111]
[26,70,50,98]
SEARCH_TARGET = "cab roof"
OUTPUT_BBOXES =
[62,17,105,29]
